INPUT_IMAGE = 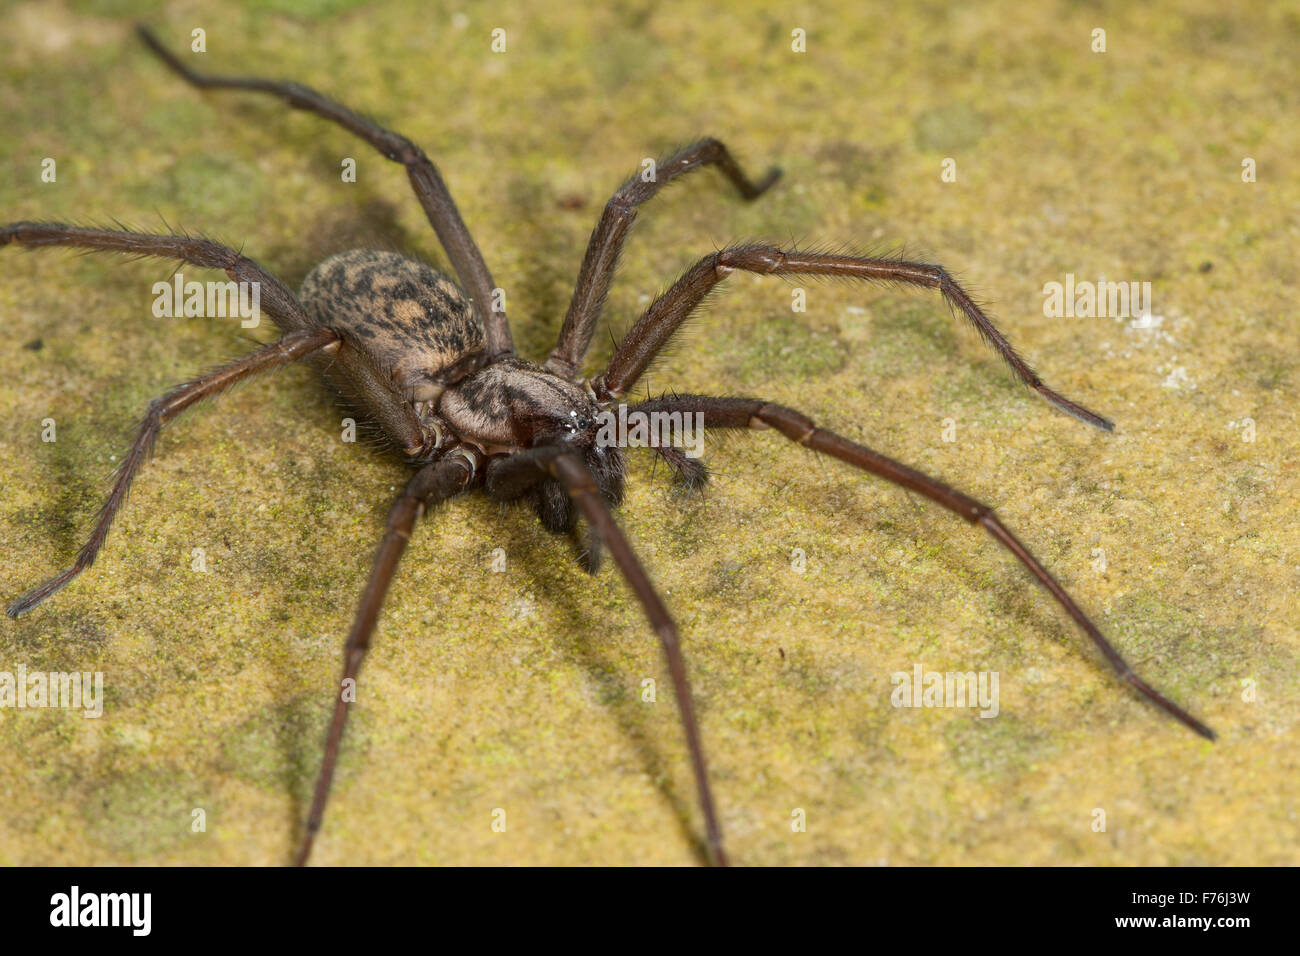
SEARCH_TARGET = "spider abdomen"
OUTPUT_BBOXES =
[300,249,486,401]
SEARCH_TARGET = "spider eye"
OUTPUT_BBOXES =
[561,408,592,435]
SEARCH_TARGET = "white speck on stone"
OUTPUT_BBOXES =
[511,594,537,620]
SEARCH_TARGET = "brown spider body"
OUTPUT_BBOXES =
[300,249,486,404]
[301,248,624,529]
[0,27,1215,867]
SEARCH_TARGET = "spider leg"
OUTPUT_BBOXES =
[1,221,430,455]
[136,25,514,359]
[484,447,580,536]
[1,221,308,331]
[546,140,781,378]
[543,450,727,866]
[592,244,1113,431]
[6,328,340,617]
[296,451,476,866]
[632,394,1215,741]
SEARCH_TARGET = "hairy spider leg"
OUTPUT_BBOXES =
[594,244,1114,431]
[137,26,514,358]
[547,139,781,379]
[632,394,1215,741]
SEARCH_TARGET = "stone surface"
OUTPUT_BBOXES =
[0,1,1295,864]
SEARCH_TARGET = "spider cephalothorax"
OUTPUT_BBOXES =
[447,357,628,532]
[1,26,1215,867]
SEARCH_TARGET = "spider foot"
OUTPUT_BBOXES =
[7,568,79,618]
[1034,383,1114,432]
[577,520,603,574]
[655,446,710,495]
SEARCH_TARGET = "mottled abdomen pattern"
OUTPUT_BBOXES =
[300,250,485,400]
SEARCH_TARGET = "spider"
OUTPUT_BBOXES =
[2,26,1214,867]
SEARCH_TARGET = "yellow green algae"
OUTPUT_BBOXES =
[0,0,1296,865]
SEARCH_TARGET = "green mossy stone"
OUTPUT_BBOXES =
[0,1,1295,865]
